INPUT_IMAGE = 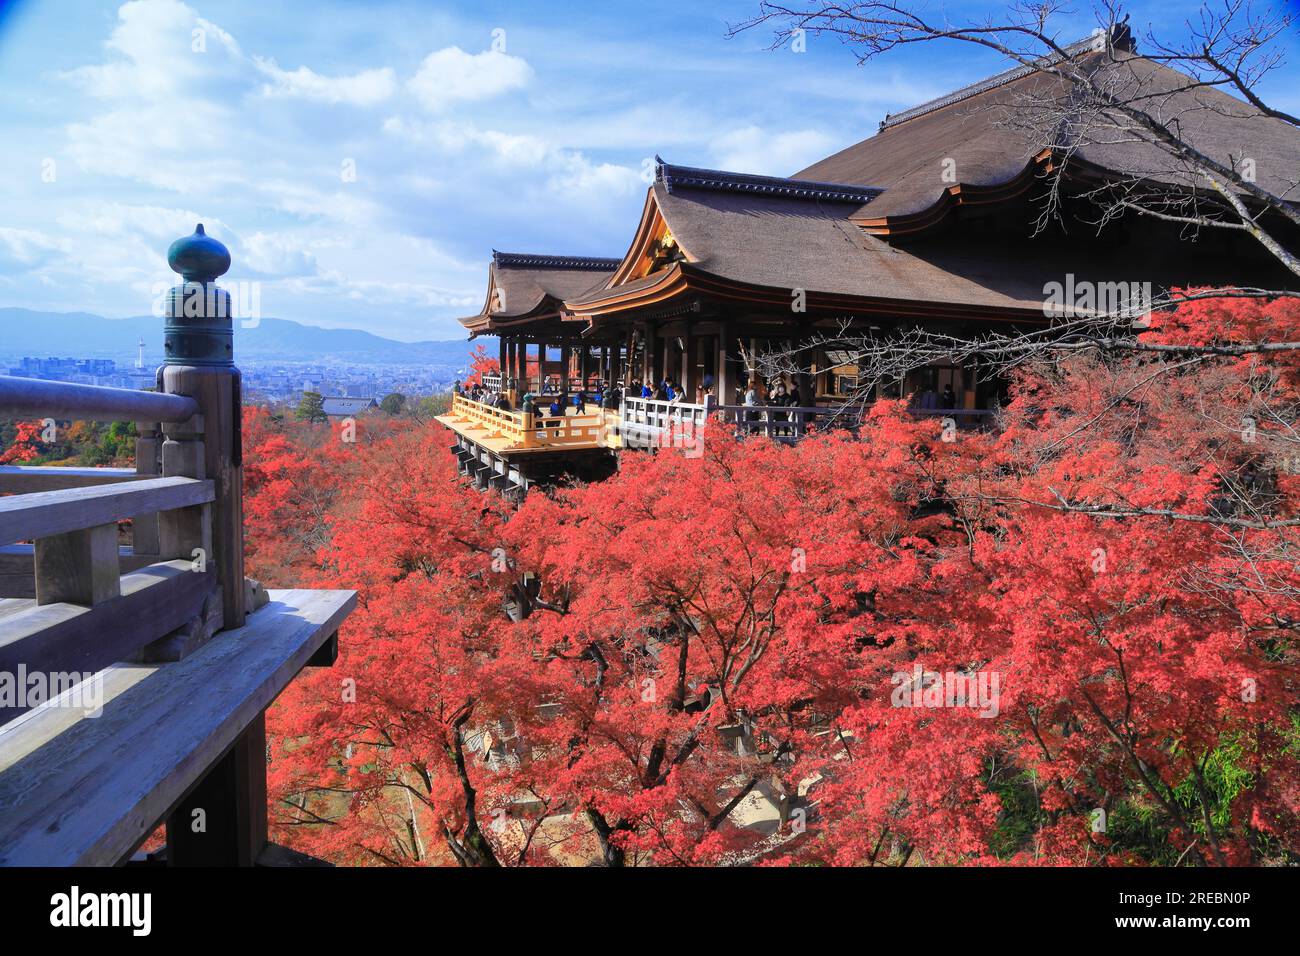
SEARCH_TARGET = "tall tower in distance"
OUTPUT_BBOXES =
[136,337,145,370]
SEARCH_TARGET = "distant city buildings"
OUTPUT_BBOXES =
[7,356,124,386]
[2,349,460,405]
[320,397,378,417]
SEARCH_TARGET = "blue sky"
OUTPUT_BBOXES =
[1,0,1296,341]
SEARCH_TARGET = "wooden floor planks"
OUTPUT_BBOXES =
[0,588,356,866]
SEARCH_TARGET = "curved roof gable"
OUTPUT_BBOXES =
[457,251,620,334]
[796,27,1300,234]
[589,158,884,294]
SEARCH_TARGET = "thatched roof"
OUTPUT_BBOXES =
[798,36,1299,225]
[457,252,619,334]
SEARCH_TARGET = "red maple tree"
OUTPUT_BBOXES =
[256,296,1299,866]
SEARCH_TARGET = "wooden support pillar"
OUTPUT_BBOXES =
[158,223,260,865]
[624,326,636,389]
[34,523,120,607]
[157,412,211,566]
[795,331,814,405]
[166,712,268,866]
[641,323,653,385]
[132,423,161,556]
[683,329,698,400]
[560,344,570,395]
[717,320,734,406]
[497,336,507,384]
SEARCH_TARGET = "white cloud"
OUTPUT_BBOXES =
[381,117,642,212]
[0,227,70,269]
[406,47,533,111]
[62,202,227,242]
[66,0,243,100]
[254,58,396,105]
[240,231,319,276]
[709,125,841,177]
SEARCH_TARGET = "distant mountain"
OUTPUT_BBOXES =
[0,308,476,366]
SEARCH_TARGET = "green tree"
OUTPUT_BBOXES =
[380,392,406,415]
[295,390,327,424]
[417,393,451,418]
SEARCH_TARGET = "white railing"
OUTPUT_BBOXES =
[618,396,711,450]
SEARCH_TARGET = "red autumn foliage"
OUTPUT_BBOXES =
[1,421,46,463]
[461,343,500,388]
[253,297,1300,866]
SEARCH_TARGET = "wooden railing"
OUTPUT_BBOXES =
[446,392,997,464]
[529,409,609,448]
[0,225,355,867]
[448,393,530,444]
[718,404,995,443]
[718,404,856,443]
[0,375,198,423]
[0,380,225,712]
[619,396,711,450]
[481,372,502,391]
[448,393,610,449]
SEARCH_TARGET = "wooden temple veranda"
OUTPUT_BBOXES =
[0,227,355,866]
[439,25,1299,495]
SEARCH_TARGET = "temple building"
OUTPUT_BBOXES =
[439,25,1300,495]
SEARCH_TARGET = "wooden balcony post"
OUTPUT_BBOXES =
[683,329,698,399]
[158,224,245,632]
[132,423,161,556]
[158,413,211,563]
[166,712,268,866]
[158,224,262,865]
[717,320,734,406]
[624,326,636,390]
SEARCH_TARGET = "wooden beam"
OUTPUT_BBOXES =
[0,544,157,600]
[715,324,730,406]
[0,466,141,494]
[163,365,244,629]
[684,329,698,400]
[0,476,214,547]
[0,376,199,424]
[166,713,267,866]
[0,561,215,721]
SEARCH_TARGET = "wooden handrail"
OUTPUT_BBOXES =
[0,465,143,494]
[0,376,199,424]
[0,476,214,546]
